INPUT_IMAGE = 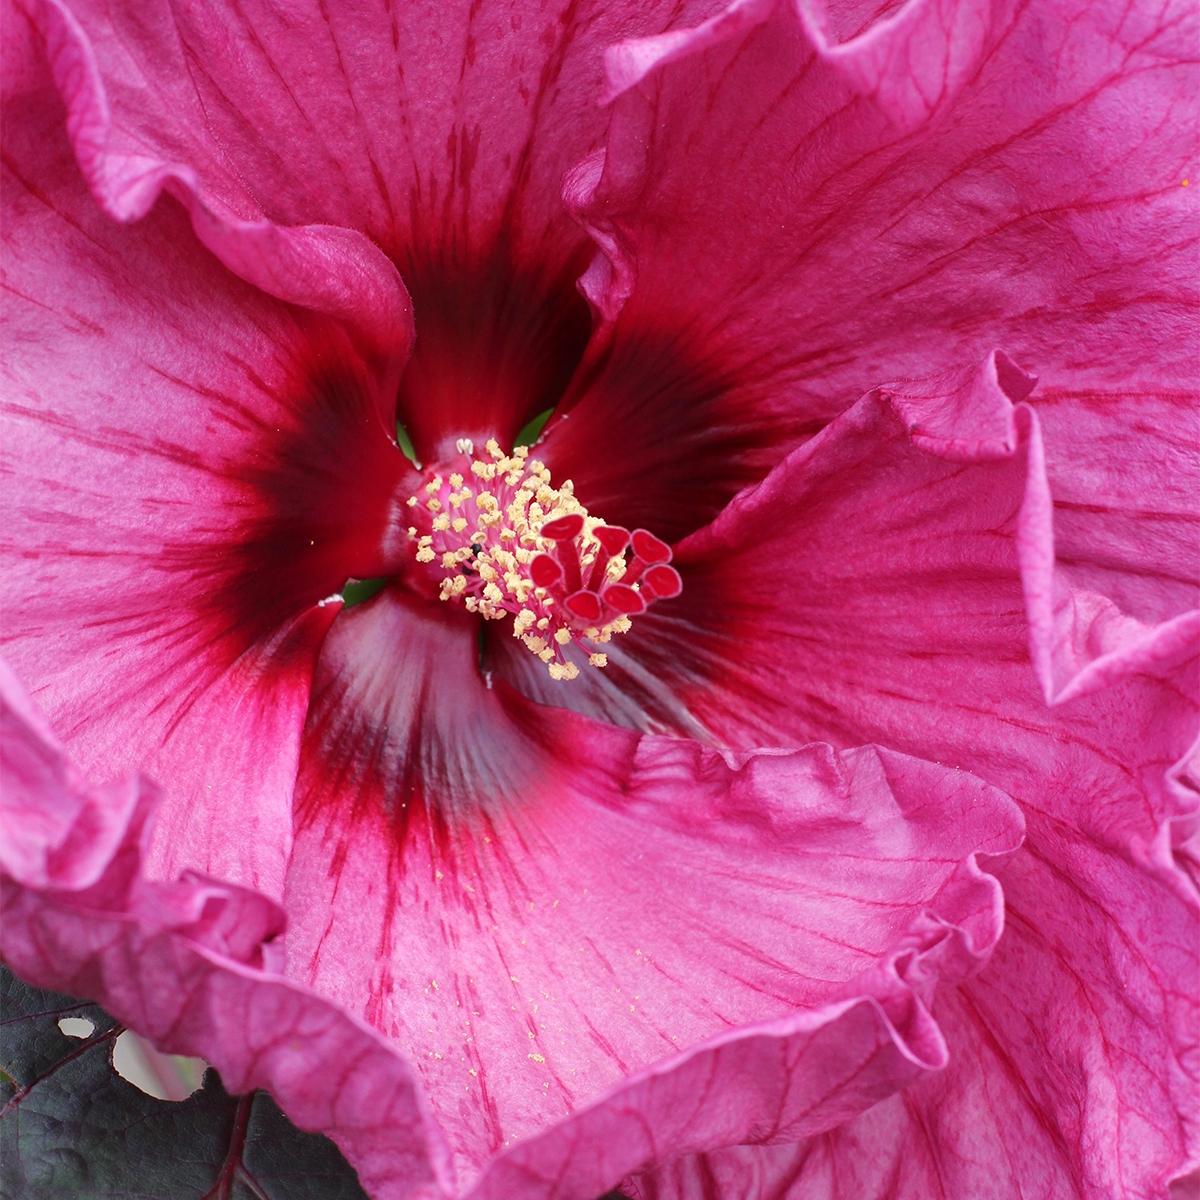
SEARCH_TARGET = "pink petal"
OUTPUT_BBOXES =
[544,0,1196,540]
[2,22,412,895]
[626,721,1200,1197]
[1020,388,1200,703]
[43,0,716,462]
[283,588,1022,1189]
[0,663,452,1200]
[596,351,1199,1196]
[576,350,1198,745]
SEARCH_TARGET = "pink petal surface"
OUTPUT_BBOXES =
[626,737,1200,1196]
[1021,388,1200,703]
[540,0,1197,540]
[1,17,413,895]
[669,349,1199,771]
[0,662,453,1200]
[587,353,1198,1198]
[280,586,1022,1190]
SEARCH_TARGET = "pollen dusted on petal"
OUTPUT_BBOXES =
[405,439,682,679]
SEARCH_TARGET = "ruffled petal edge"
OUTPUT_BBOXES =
[0,661,454,1200]
[466,745,1023,1199]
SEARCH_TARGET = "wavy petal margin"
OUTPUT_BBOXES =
[865,350,1200,709]
[1,656,1024,1198]
[581,349,1199,1197]
[468,789,1016,1198]
[554,0,1196,553]
[0,661,454,1200]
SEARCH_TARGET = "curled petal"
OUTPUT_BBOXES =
[587,349,1199,1197]
[32,0,412,369]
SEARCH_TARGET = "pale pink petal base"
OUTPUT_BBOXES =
[280,585,1024,1189]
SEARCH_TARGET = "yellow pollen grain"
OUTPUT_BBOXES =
[452,517,468,534]
[449,473,464,488]
[588,653,608,668]
[553,628,571,646]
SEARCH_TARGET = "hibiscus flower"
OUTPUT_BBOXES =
[1,0,1196,1196]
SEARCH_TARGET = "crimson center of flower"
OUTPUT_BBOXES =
[404,438,681,681]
